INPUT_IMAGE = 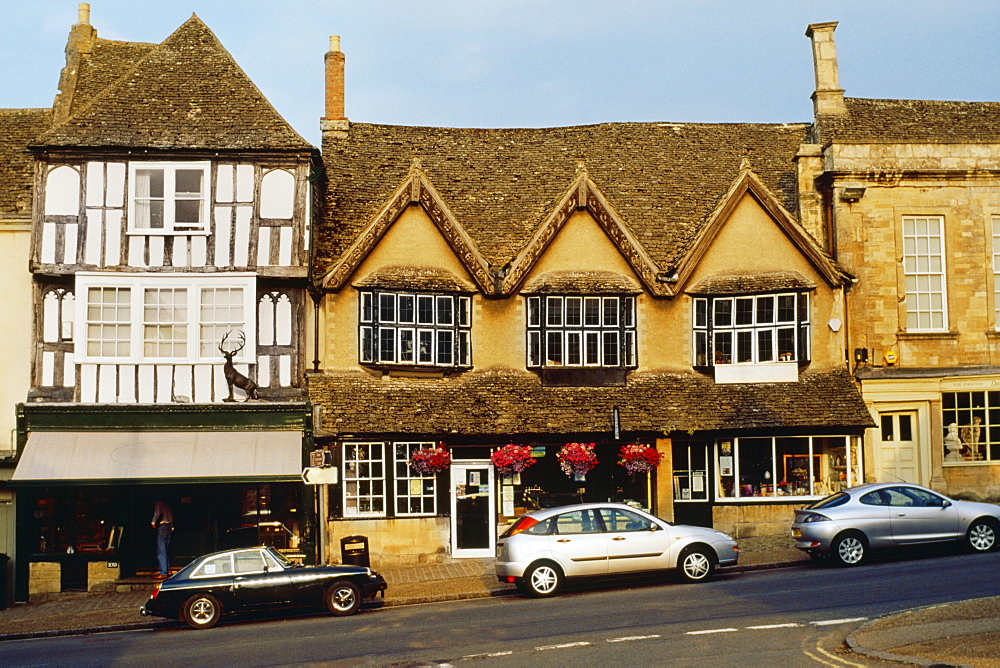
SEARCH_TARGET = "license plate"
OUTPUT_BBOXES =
[792,528,801,537]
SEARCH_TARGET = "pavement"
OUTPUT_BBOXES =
[0,534,997,667]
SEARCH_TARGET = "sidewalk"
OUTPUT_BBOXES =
[0,535,996,667]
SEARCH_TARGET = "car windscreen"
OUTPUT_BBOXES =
[806,492,850,510]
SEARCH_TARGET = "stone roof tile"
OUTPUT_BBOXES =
[307,367,873,435]
[37,16,313,153]
[817,98,1000,143]
[0,109,52,216]
[318,122,809,274]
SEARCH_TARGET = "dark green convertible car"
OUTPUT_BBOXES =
[140,546,387,629]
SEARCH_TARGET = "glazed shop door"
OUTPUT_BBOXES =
[671,440,713,528]
[450,461,496,558]
[877,412,920,484]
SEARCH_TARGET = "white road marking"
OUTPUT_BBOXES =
[747,623,801,630]
[810,617,867,626]
[686,627,739,635]
[606,634,661,643]
[536,642,591,651]
[462,651,513,659]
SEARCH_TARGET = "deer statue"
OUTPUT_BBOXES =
[219,330,259,402]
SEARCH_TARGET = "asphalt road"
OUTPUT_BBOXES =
[1,549,997,667]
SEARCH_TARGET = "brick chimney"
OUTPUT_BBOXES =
[805,22,847,116]
[53,3,98,123]
[321,35,349,137]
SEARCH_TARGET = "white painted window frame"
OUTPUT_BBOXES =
[75,272,256,364]
[127,161,211,235]
[902,215,948,332]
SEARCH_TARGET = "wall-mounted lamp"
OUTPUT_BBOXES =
[840,186,867,202]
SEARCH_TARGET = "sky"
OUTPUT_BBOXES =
[4,1,1000,147]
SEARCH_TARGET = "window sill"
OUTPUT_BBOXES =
[897,331,958,341]
[943,460,998,466]
[363,363,470,378]
[126,229,210,236]
[715,496,824,503]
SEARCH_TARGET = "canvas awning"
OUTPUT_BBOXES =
[11,430,304,484]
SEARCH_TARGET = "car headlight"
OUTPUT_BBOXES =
[801,513,830,523]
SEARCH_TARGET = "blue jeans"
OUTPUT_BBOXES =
[156,525,172,575]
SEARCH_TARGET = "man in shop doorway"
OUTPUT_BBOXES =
[151,500,174,578]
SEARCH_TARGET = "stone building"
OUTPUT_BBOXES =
[307,35,874,564]
[801,22,1000,500]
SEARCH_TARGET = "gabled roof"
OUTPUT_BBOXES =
[815,97,1000,144]
[317,121,812,286]
[307,368,874,435]
[671,167,850,291]
[36,16,312,153]
[0,109,52,216]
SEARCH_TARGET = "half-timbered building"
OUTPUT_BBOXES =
[308,37,874,565]
[8,7,317,600]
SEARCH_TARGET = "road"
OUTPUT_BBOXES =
[1,549,997,667]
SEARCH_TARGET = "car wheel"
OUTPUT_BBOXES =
[523,562,562,597]
[325,581,362,616]
[181,593,222,629]
[967,518,999,553]
[677,547,715,583]
[831,532,866,567]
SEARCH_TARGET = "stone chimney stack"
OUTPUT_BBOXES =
[321,35,349,136]
[806,22,847,116]
[53,3,98,123]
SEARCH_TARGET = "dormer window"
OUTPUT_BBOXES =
[526,295,636,369]
[693,292,810,370]
[129,162,209,234]
[358,290,471,368]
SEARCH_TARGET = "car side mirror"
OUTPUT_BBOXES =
[941,499,952,509]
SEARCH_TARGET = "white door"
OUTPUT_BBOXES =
[450,461,496,558]
[877,412,920,484]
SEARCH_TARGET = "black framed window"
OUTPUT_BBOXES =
[693,292,810,367]
[359,290,471,368]
[526,295,636,368]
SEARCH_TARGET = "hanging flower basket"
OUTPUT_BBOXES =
[618,443,663,475]
[409,445,451,476]
[557,442,598,479]
[490,444,537,476]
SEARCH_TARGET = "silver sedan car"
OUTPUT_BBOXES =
[792,482,1000,567]
[495,502,739,597]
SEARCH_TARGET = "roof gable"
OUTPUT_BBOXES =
[671,166,849,292]
[37,15,312,152]
[319,160,494,292]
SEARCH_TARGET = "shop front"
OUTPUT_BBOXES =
[10,403,315,601]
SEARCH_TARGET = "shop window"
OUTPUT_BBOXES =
[716,435,856,499]
[526,295,636,369]
[358,291,471,368]
[693,292,810,367]
[341,441,438,518]
[943,390,999,461]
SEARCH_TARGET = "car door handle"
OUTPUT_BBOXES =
[233,576,247,589]
[612,536,627,541]
[896,513,907,517]
[557,539,572,543]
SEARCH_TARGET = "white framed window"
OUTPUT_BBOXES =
[993,216,1000,329]
[693,292,809,366]
[902,215,947,331]
[394,442,437,515]
[342,442,386,517]
[358,290,472,368]
[526,295,636,368]
[128,162,210,234]
[76,273,255,363]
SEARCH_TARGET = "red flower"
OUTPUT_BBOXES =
[491,444,537,475]
[409,445,451,476]
[617,443,662,474]
[556,442,598,477]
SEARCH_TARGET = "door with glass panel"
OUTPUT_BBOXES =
[450,461,496,558]
[877,412,920,484]
[671,441,713,527]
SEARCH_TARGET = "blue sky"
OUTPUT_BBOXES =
[5,1,1000,146]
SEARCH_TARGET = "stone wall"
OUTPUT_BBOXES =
[712,503,808,539]
[327,517,451,566]
[943,464,1000,501]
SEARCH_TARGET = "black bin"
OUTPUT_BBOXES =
[340,535,370,568]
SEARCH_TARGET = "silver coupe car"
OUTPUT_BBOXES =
[495,502,739,597]
[792,482,1000,567]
